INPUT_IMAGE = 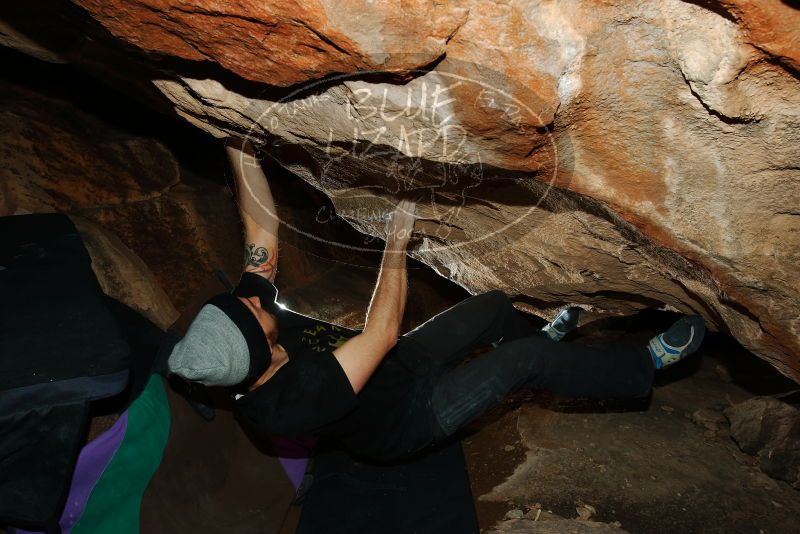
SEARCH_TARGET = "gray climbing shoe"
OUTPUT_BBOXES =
[647,315,706,369]
[542,307,581,341]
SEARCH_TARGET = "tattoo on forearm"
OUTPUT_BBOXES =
[244,243,276,274]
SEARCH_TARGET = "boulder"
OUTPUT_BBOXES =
[72,216,180,330]
[725,397,800,488]
[1,0,799,380]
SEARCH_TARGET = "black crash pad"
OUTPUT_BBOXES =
[297,441,479,534]
[0,214,131,531]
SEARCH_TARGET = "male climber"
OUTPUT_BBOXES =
[168,139,705,461]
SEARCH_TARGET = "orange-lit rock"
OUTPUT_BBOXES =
[72,0,468,86]
[713,0,800,73]
[3,0,799,380]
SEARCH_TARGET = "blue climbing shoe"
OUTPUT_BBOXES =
[542,307,581,341]
[648,315,705,369]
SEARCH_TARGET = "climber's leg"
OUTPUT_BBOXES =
[429,335,654,438]
[402,290,537,367]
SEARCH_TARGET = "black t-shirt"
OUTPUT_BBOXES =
[234,277,434,460]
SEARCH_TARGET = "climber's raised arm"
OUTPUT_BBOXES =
[333,200,415,393]
[226,138,279,283]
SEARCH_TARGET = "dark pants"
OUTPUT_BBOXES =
[402,290,654,441]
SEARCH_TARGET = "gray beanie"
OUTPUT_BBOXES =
[168,304,249,386]
[168,294,271,388]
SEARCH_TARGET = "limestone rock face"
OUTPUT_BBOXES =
[3,0,799,379]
